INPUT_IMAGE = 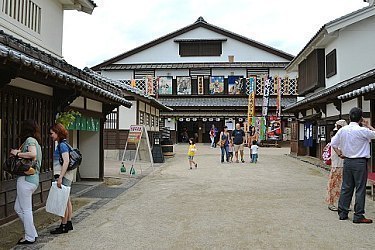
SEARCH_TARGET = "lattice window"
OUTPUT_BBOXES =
[2,0,41,33]
[139,112,144,125]
[104,108,118,130]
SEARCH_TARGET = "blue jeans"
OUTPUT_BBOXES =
[251,154,258,163]
[221,145,229,162]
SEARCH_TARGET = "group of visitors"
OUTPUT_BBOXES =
[218,123,259,164]
[189,123,259,169]
[10,120,75,245]
[326,107,375,223]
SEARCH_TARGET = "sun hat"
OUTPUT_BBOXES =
[335,119,348,127]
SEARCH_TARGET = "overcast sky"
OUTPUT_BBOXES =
[62,0,369,68]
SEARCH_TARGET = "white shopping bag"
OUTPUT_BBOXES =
[46,182,71,217]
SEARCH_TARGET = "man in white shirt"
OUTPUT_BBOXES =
[331,107,375,223]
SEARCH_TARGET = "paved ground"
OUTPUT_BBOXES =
[36,144,375,249]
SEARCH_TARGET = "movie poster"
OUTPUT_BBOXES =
[158,76,172,95]
[267,116,282,141]
[228,76,243,95]
[209,76,224,94]
[177,77,191,95]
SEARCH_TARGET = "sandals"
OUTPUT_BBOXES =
[328,205,338,211]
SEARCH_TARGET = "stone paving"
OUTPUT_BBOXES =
[15,144,375,249]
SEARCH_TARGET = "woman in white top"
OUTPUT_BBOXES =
[326,120,347,211]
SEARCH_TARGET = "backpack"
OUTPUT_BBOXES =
[58,142,82,171]
[322,143,331,165]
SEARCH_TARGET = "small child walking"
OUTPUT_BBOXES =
[250,140,259,163]
[188,138,197,169]
[228,139,234,163]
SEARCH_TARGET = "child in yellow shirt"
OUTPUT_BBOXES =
[188,138,197,169]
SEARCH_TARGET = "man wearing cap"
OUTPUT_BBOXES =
[331,107,375,223]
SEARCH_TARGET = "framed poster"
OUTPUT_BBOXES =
[228,76,243,95]
[177,76,191,95]
[209,76,224,94]
[146,76,154,96]
[158,76,172,95]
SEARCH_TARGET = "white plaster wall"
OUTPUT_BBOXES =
[79,131,100,179]
[342,98,358,115]
[70,96,85,109]
[0,0,64,57]
[115,27,290,64]
[306,109,313,116]
[119,101,137,129]
[86,99,102,113]
[101,70,133,80]
[363,97,370,112]
[269,68,290,77]
[299,123,305,140]
[325,15,375,87]
[326,103,340,117]
[155,69,190,78]
[211,68,246,76]
[10,78,53,96]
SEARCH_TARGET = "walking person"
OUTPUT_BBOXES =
[10,120,42,244]
[228,139,234,163]
[250,140,259,163]
[218,126,230,163]
[326,119,347,211]
[331,107,375,223]
[232,123,246,163]
[187,138,197,169]
[49,123,75,234]
[209,124,217,148]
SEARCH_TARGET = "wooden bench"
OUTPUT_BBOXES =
[368,172,375,201]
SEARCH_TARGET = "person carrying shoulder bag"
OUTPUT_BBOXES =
[218,126,230,163]
[10,120,42,245]
[49,123,75,234]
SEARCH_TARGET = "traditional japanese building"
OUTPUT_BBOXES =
[284,2,375,168]
[92,17,298,144]
[0,0,132,224]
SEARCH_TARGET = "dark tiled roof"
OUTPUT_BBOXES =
[159,97,296,107]
[101,62,289,70]
[92,18,293,70]
[83,68,172,111]
[284,68,375,111]
[0,30,131,107]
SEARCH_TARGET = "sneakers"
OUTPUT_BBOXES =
[241,159,245,163]
[353,218,373,224]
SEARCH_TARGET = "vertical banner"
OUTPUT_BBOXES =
[247,76,256,125]
[276,76,282,118]
[146,76,154,96]
[252,117,267,141]
[262,77,270,117]
[198,76,204,94]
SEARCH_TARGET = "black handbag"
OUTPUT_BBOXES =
[58,142,82,171]
[3,156,37,176]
